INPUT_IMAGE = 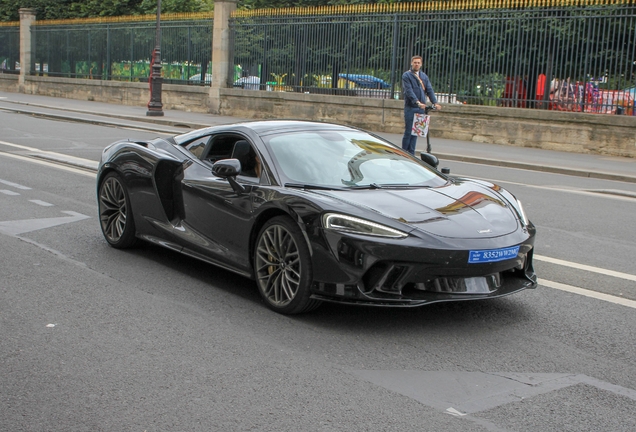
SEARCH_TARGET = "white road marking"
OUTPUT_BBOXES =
[0,152,96,178]
[0,140,50,151]
[0,178,32,189]
[30,199,54,207]
[536,254,636,282]
[0,211,90,236]
[446,407,467,417]
[540,278,636,309]
[0,189,20,196]
[526,185,636,201]
[459,173,636,202]
[0,139,99,170]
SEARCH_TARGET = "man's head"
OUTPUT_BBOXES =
[410,55,422,72]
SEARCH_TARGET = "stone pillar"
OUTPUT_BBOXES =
[18,8,36,93]
[209,0,238,114]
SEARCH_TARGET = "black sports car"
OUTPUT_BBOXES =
[97,120,536,314]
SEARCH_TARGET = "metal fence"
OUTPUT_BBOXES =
[31,18,213,85]
[8,2,636,114]
[230,3,636,114]
[0,25,20,74]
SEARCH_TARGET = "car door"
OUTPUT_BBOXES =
[179,134,260,272]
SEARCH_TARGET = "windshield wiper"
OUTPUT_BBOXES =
[342,182,380,189]
[348,183,412,189]
[284,183,346,190]
[285,182,420,190]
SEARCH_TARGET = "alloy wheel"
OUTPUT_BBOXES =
[255,224,302,307]
[99,176,128,244]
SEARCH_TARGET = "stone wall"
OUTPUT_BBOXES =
[13,75,212,113]
[0,74,18,92]
[219,88,636,158]
[2,75,635,158]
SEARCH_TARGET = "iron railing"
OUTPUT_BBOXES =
[7,2,636,114]
[0,25,20,74]
[230,2,636,114]
[31,17,213,85]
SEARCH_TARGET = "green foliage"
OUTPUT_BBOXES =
[138,0,208,14]
[70,1,147,18]
[239,0,398,9]
[0,0,393,21]
[0,0,210,21]
[0,0,71,21]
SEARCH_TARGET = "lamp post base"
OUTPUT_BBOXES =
[146,44,164,117]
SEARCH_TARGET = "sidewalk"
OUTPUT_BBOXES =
[2,91,636,184]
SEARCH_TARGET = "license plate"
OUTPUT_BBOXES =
[468,245,520,264]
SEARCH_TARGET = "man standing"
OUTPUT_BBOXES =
[402,55,442,154]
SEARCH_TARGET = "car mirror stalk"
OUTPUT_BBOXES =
[227,176,246,195]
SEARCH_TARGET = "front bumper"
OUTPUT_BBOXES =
[308,228,537,306]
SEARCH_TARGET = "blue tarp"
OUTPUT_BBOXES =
[338,74,390,89]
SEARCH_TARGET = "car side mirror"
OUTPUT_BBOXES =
[211,159,246,194]
[420,152,439,169]
[212,159,241,177]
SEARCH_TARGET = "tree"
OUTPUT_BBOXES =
[0,0,211,22]
[239,0,397,10]
[0,0,389,22]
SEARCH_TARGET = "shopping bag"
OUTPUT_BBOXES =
[411,113,430,137]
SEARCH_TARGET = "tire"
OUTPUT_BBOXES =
[98,171,138,249]
[254,216,321,314]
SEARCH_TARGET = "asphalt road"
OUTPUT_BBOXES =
[1,111,635,431]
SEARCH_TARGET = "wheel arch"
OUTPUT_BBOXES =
[96,164,122,194]
[248,205,313,275]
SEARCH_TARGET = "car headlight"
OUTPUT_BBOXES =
[322,213,408,238]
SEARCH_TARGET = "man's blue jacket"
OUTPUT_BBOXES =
[402,70,438,108]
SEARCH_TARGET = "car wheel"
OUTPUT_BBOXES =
[98,172,137,249]
[254,216,321,314]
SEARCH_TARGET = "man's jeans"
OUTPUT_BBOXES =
[402,106,425,155]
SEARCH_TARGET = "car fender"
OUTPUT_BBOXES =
[251,196,316,259]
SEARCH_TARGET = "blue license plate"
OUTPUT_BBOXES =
[468,246,520,264]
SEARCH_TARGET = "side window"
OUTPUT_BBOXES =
[202,135,263,181]
[204,136,234,163]
[184,136,211,159]
[231,140,261,179]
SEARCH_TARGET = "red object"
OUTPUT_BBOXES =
[502,76,527,108]
[536,74,546,100]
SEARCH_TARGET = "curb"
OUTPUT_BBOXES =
[0,104,188,134]
[30,153,99,172]
[432,153,636,184]
[0,99,213,130]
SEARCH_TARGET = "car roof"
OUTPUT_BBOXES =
[239,120,358,136]
[174,120,364,146]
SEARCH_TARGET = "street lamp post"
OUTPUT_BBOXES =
[146,0,164,116]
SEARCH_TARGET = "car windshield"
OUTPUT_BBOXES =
[264,130,447,188]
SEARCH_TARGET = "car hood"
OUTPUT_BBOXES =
[314,181,519,239]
